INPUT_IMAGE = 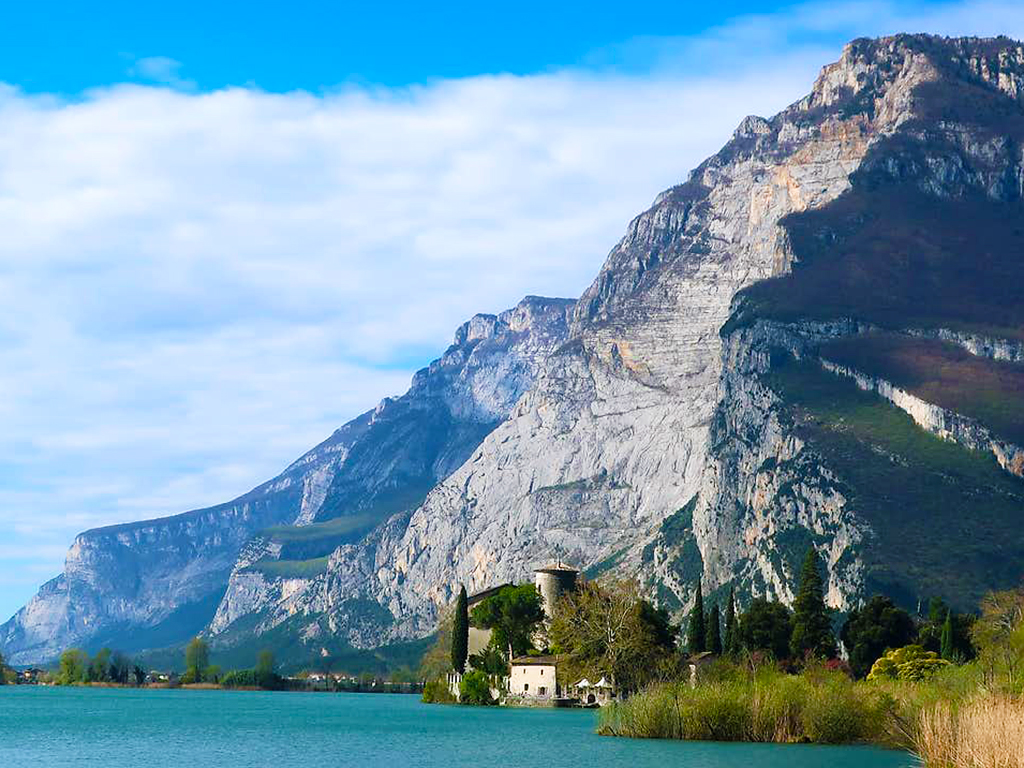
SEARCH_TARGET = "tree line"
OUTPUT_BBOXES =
[436,545,984,705]
[56,647,147,686]
[684,548,976,678]
[50,637,284,689]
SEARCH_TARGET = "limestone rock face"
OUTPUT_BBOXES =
[0,296,573,665]
[7,34,1024,664]
[215,34,1024,649]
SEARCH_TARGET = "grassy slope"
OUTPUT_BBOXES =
[241,557,330,579]
[733,186,1024,341]
[822,334,1024,445]
[767,358,1024,609]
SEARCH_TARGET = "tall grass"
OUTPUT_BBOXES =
[915,697,1024,768]
[597,667,895,745]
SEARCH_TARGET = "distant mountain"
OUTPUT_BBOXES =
[5,34,1024,668]
[0,297,574,665]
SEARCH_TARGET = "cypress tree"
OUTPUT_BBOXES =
[705,602,723,655]
[687,581,706,655]
[790,547,837,659]
[940,609,955,661]
[723,587,739,656]
[451,585,469,673]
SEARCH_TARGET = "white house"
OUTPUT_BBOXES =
[509,656,558,700]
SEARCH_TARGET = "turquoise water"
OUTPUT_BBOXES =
[0,687,918,767]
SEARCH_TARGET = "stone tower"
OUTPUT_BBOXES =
[533,564,579,620]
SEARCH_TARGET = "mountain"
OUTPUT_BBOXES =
[5,34,1024,667]
[0,297,574,665]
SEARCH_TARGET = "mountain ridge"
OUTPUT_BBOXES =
[5,33,1024,667]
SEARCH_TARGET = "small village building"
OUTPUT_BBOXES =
[509,656,558,700]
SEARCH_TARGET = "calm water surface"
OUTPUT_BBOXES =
[0,686,918,768]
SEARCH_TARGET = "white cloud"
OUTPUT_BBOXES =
[128,56,195,89]
[2,0,1023,621]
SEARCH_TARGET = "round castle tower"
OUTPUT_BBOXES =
[534,564,579,619]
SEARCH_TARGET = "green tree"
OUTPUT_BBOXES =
[790,547,837,659]
[686,581,706,655]
[57,649,89,685]
[256,650,276,687]
[918,597,976,662]
[549,579,676,693]
[705,602,722,655]
[939,610,955,661]
[451,585,469,673]
[458,670,494,705]
[88,648,112,683]
[468,643,509,676]
[972,586,1024,691]
[0,651,6,685]
[867,645,950,682]
[739,598,793,659]
[723,587,740,656]
[132,665,147,686]
[840,595,916,678]
[184,637,210,683]
[109,651,132,684]
[470,584,545,660]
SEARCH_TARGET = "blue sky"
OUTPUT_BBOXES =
[2,0,1024,623]
[6,1,786,92]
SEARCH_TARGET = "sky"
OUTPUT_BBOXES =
[2,0,1024,623]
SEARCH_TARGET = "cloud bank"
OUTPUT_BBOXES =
[2,0,1023,621]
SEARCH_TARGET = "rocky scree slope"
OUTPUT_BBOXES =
[0,297,573,665]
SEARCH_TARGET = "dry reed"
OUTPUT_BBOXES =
[915,696,1024,768]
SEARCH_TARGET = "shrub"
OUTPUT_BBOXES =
[867,646,950,682]
[459,671,494,705]
[421,679,456,704]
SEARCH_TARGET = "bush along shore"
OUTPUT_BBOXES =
[43,637,422,693]
[595,549,1024,767]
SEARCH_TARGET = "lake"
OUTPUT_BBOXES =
[0,686,918,767]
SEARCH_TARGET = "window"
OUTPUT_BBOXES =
[538,686,547,696]
[524,683,529,692]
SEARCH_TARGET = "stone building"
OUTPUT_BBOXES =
[508,655,558,701]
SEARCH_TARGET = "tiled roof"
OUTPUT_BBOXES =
[510,655,557,666]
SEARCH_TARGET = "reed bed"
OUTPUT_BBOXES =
[597,668,895,745]
[915,696,1024,768]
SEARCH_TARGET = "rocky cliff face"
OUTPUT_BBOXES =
[204,35,1024,654]
[6,34,1024,666]
[0,296,573,665]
